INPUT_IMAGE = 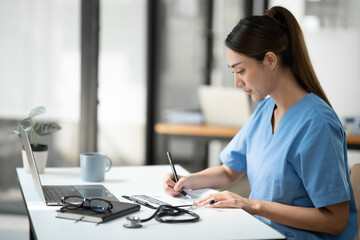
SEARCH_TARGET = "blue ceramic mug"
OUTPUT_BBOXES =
[80,153,112,182]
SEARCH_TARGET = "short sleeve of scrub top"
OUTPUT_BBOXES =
[290,120,350,208]
[219,93,357,240]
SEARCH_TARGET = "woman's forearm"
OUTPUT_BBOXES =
[189,165,245,190]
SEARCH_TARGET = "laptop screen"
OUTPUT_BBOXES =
[198,86,251,128]
[18,123,46,202]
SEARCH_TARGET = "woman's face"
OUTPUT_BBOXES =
[226,48,273,102]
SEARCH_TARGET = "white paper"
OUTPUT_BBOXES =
[133,188,217,207]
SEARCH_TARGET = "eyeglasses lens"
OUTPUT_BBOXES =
[89,199,111,213]
[63,196,83,209]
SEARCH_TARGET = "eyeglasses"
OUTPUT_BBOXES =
[61,196,113,213]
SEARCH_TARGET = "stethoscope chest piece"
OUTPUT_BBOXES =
[123,216,142,228]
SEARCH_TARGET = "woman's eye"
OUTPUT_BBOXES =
[231,70,244,74]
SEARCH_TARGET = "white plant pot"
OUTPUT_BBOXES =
[22,149,48,174]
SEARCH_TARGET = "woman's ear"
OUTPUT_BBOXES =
[263,52,278,71]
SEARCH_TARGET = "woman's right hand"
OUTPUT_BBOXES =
[163,172,193,196]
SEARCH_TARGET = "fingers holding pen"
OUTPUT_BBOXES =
[163,172,189,196]
[163,172,176,186]
[173,176,187,192]
[163,172,179,196]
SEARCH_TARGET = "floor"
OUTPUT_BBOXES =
[0,214,28,240]
[0,187,29,240]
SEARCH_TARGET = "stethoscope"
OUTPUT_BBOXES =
[123,204,200,228]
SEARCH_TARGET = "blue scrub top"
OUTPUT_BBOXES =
[221,93,358,239]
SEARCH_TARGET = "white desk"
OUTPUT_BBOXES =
[17,165,285,240]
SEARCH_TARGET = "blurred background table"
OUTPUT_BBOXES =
[155,123,360,170]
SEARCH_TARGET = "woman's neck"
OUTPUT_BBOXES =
[269,67,308,134]
[270,67,308,113]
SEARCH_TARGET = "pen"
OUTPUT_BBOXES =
[121,195,156,209]
[166,152,188,197]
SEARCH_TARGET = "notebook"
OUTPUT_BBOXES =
[198,85,251,128]
[18,123,119,206]
[56,201,140,223]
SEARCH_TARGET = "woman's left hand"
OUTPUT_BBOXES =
[194,190,256,214]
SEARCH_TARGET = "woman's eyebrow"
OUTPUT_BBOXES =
[228,62,243,68]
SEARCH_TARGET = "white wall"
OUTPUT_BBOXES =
[306,29,360,117]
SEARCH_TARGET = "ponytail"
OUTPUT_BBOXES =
[265,7,332,108]
[225,6,332,108]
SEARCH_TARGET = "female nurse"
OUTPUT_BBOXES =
[163,6,358,239]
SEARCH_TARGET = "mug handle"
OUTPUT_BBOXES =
[105,157,112,172]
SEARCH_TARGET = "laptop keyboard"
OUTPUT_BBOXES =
[43,185,81,203]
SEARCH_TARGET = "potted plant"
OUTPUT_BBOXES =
[9,106,61,173]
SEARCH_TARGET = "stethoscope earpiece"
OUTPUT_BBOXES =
[123,216,142,228]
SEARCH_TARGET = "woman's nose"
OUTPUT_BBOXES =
[234,78,244,88]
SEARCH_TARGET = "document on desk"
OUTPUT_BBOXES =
[130,188,217,208]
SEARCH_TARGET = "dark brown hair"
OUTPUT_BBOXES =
[225,6,332,108]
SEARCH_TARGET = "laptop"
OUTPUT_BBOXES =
[198,85,251,128]
[18,123,119,206]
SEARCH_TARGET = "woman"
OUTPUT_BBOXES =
[163,6,357,239]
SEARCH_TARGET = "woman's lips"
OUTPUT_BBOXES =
[244,89,252,95]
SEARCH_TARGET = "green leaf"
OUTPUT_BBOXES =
[8,128,20,136]
[29,106,46,119]
[33,122,61,136]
